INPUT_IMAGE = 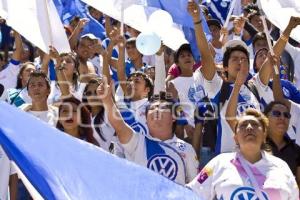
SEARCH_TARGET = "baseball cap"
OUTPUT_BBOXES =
[81,33,98,40]
[222,39,248,53]
[174,43,193,63]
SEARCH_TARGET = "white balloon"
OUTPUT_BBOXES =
[136,31,161,56]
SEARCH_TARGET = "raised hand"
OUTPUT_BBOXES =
[78,18,90,30]
[235,65,248,87]
[288,16,300,30]
[187,1,200,21]
[49,46,62,67]
[96,77,112,103]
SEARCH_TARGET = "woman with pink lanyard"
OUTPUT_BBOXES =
[187,64,299,199]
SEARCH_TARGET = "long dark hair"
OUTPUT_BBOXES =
[56,97,99,146]
[16,62,35,89]
[57,52,79,90]
[82,79,107,142]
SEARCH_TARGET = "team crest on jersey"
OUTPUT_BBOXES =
[230,187,268,200]
[188,85,205,103]
[197,167,213,184]
[131,122,148,135]
[147,155,178,181]
[237,102,256,116]
[283,87,290,98]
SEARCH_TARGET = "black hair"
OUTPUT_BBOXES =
[16,62,35,89]
[82,78,107,142]
[145,91,178,133]
[58,52,79,90]
[26,70,50,90]
[263,101,289,116]
[223,45,250,78]
[127,71,154,100]
[174,43,193,64]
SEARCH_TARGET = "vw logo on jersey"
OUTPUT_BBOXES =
[230,187,269,200]
[131,121,148,135]
[147,155,178,181]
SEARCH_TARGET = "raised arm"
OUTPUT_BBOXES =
[11,31,23,61]
[97,78,133,144]
[40,52,50,76]
[225,65,249,131]
[49,46,70,97]
[271,54,291,109]
[259,16,300,85]
[187,1,216,80]
[115,36,127,95]
[69,18,89,50]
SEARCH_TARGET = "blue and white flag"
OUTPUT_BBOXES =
[0,102,200,200]
[260,0,300,43]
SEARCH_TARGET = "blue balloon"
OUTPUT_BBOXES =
[136,31,161,56]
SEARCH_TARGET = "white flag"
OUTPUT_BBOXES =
[82,0,187,50]
[260,0,300,42]
[5,0,70,54]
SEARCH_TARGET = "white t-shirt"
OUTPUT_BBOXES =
[0,146,16,200]
[187,151,299,200]
[171,74,206,127]
[48,81,86,103]
[92,112,117,152]
[0,60,20,91]
[122,133,198,185]
[21,104,59,127]
[194,70,261,153]
[289,101,300,146]
[129,98,149,134]
[250,75,300,143]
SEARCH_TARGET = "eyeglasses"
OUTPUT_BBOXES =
[270,110,291,119]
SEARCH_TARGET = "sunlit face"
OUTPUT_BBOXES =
[177,50,194,70]
[61,55,76,77]
[209,24,221,40]
[126,75,149,100]
[253,39,268,53]
[250,15,264,32]
[226,50,249,82]
[146,101,173,139]
[126,43,141,61]
[28,76,50,102]
[85,82,102,105]
[77,38,95,59]
[234,115,266,150]
[20,65,35,87]
[254,48,268,72]
[59,102,79,130]
[267,104,290,135]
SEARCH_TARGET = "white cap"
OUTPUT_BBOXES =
[222,39,248,53]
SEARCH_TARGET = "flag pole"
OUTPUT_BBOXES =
[219,0,237,42]
[121,2,124,36]
[44,0,53,54]
[258,0,279,75]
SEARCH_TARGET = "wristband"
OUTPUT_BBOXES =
[194,20,202,25]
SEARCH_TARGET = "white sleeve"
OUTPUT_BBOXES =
[195,70,222,99]
[251,74,274,104]
[289,101,300,145]
[121,133,141,156]
[185,145,199,183]
[154,54,166,95]
[0,60,21,90]
[186,155,219,199]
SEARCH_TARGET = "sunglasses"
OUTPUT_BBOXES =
[270,110,291,119]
